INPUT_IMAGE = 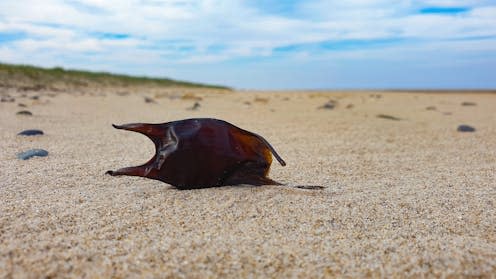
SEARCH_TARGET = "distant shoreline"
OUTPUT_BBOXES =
[237,89,496,94]
[1,62,494,94]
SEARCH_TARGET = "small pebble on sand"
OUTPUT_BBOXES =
[377,114,401,121]
[461,102,477,106]
[457,125,476,132]
[17,149,49,160]
[187,102,201,110]
[16,110,33,116]
[318,100,337,110]
[144,96,156,103]
[18,129,44,136]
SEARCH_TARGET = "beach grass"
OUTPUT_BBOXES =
[0,62,230,90]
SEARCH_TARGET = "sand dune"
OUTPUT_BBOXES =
[1,88,495,277]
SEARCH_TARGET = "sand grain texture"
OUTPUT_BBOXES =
[1,89,495,278]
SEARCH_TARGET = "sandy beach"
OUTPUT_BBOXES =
[1,88,495,277]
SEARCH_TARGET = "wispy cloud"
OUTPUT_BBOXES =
[0,0,495,89]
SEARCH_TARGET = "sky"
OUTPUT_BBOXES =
[0,0,495,90]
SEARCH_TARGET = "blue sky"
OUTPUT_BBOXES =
[0,0,495,89]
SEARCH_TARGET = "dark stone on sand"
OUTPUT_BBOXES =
[144,96,156,103]
[16,110,33,116]
[30,95,40,100]
[17,149,49,160]
[461,102,477,106]
[18,129,44,136]
[376,114,401,121]
[18,103,27,107]
[187,102,201,110]
[346,104,354,109]
[425,106,437,111]
[318,100,337,110]
[457,125,475,132]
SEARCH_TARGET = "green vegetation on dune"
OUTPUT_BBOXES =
[0,62,230,90]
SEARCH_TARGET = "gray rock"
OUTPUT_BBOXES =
[18,129,44,136]
[17,149,49,160]
[457,125,476,132]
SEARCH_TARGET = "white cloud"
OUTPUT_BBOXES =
[418,0,490,7]
[1,0,494,53]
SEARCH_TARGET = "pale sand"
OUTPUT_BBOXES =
[0,88,495,278]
